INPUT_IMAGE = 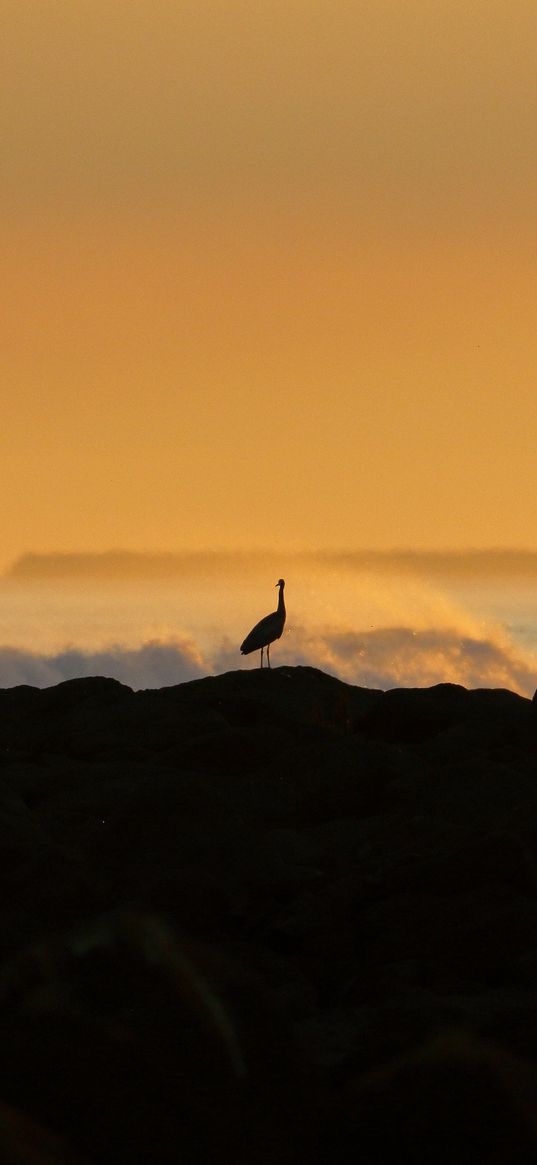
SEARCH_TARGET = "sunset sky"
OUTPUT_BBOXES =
[3,0,537,572]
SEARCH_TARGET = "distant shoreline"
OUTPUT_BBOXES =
[5,548,537,582]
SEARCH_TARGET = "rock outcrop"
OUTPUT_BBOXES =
[1,666,537,1162]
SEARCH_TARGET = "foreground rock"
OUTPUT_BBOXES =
[1,666,537,1162]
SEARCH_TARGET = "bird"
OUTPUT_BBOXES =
[240,579,286,669]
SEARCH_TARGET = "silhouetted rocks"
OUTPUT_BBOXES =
[1,666,537,1162]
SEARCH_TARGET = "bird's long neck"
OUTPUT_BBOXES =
[277,584,286,616]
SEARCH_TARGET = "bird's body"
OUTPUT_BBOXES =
[240,579,286,668]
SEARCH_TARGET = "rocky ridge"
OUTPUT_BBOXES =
[1,666,537,1162]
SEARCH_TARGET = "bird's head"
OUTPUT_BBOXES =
[275,578,285,588]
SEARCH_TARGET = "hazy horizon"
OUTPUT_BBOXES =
[7,546,537,581]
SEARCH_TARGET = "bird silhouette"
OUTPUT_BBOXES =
[240,579,286,669]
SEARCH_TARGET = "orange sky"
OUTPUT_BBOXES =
[3,1,537,570]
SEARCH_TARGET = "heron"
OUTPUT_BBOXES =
[240,579,286,669]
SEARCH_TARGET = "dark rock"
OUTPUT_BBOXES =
[1,667,537,1162]
[339,1031,537,1163]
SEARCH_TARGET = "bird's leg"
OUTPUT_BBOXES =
[260,647,264,668]
[267,643,271,669]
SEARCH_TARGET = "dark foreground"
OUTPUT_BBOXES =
[2,666,537,1163]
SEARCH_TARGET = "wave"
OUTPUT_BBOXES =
[0,624,535,697]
